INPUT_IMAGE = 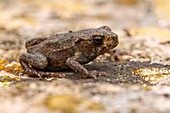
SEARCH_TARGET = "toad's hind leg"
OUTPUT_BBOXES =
[25,37,48,48]
[19,53,65,78]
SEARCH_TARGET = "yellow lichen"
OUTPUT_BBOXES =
[44,94,105,113]
[0,60,22,75]
[85,101,104,111]
[132,67,170,84]
[0,59,6,64]
[143,84,150,91]
[0,60,22,87]
[45,95,82,113]
[1,81,11,87]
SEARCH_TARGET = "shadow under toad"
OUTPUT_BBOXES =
[65,61,170,85]
[18,61,170,85]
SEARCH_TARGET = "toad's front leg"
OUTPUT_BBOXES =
[66,57,108,79]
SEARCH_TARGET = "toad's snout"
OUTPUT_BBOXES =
[112,33,119,46]
[112,33,118,40]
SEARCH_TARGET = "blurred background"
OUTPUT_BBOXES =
[0,0,169,36]
[1,0,170,61]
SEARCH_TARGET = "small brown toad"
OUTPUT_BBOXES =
[19,26,118,79]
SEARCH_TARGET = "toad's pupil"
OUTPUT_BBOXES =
[92,36,104,46]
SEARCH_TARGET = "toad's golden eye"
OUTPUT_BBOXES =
[92,36,104,46]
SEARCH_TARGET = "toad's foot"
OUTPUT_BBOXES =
[24,69,67,78]
[21,63,66,78]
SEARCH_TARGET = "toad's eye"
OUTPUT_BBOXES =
[92,36,104,46]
